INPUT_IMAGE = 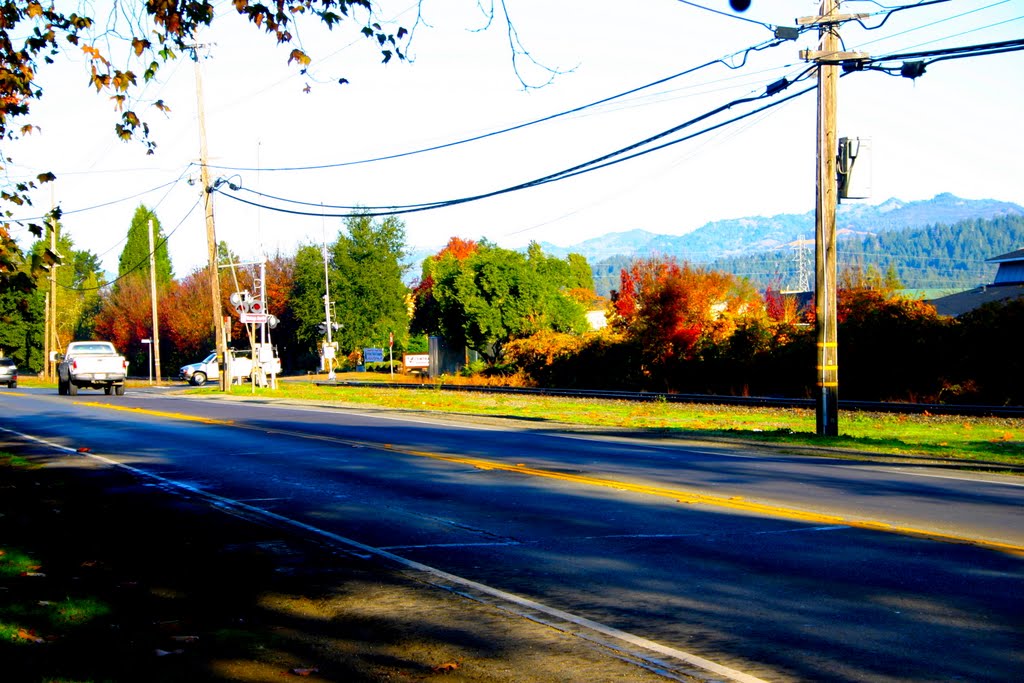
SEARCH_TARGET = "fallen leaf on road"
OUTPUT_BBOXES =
[432,661,460,673]
[18,628,44,643]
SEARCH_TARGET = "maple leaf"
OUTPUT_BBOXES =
[288,49,310,67]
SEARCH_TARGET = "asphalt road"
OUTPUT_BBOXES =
[2,386,1022,682]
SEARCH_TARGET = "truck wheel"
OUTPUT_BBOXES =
[114,384,125,396]
[191,371,207,386]
[68,382,78,396]
[104,386,112,395]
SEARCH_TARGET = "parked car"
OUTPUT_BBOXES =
[0,358,17,388]
[179,352,234,386]
[179,348,279,386]
[56,341,128,396]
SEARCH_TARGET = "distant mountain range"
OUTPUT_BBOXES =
[536,193,1024,265]
[404,194,1024,296]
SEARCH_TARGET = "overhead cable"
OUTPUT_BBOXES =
[211,69,818,219]
[201,36,798,173]
[674,0,777,30]
[59,194,204,292]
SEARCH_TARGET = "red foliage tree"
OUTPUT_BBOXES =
[610,258,763,363]
[264,254,295,320]
[160,268,215,364]
[92,274,152,367]
[437,237,478,261]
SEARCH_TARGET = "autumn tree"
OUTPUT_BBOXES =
[826,276,952,402]
[610,258,763,366]
[159,267,215,369]
[93,275,153,370]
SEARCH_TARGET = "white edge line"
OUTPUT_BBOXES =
[0,425,769,683]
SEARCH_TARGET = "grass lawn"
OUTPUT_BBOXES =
[216,376,1022,468]
[15,374,1022,468]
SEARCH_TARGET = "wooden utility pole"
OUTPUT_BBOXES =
[194,52,227,392]
[43,289,50,382]
[799,1,866,437]
[147,217,162,384]
[814,0,840,437]
[47,216,58,382]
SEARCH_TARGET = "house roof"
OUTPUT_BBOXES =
[927,283,1024,317]
[986,248,1024,263]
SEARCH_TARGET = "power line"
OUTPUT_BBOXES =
[212,69,817,219]
[201,36,797,173]
[58,194,203,292]
[9,170,193,224]
[674,0,777,30]
[855,0,953,31]
[856,36,1024,74]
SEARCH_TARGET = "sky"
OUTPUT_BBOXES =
[7,0,1024,279]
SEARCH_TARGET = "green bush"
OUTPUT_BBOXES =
[364,360,402,374]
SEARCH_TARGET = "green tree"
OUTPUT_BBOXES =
[290,244,332,357]
[0,239,43,370]
[419,241,588,364]
[331,214,410,354]
[567,252,596,292]
[0,221,104,374]
[118,205,173,288]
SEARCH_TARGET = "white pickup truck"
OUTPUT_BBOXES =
[57,341,129,396]
[179,347,281,386]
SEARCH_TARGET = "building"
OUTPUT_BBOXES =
[928,248,1024,317]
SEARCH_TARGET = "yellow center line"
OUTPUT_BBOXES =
[384,447,1024,555]
[74,401,234,426]
[78,401,1024,556]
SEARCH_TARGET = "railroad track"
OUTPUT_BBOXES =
[317,380,1024,418]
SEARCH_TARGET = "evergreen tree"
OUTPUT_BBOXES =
[117,205,173,289]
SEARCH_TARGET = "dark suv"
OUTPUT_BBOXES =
[0,358,16,388]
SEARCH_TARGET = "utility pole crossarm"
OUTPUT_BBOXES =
[797,13,869,27]
[800,50,869,62]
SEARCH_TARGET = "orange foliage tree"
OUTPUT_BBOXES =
[92,274,152,370]
[610,258,763,365]
[160,268,215,367]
